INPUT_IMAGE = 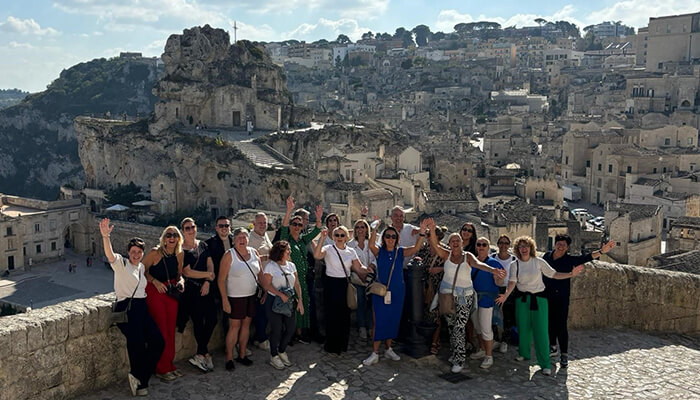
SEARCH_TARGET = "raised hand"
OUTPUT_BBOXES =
[572,264,584,276]
[315,204,323,220]
[99,218,113,237]
[419,218,429,232]
[601,240,616,253]
[320,228,328,238]
[361,205,369,216]
[286,196,295,212]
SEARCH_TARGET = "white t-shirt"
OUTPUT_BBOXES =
[322,244,359,278]
[441,254,474,295]
[495,254,516,287]
[111,254,147,301]
[225,247,261,298]
[347,239,375,268]
[263,260,297,293]
[509,257,556,293]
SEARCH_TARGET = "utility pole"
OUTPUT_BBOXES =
[233,21,238,43]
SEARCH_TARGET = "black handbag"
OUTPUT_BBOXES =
[110,258,141,325]
[162,254,181,301]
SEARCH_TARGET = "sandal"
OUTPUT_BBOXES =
[430,342,440,355]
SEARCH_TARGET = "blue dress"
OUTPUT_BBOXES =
[372,247,405,341]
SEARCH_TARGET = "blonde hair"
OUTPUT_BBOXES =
[447,232,462,244]
[333,226,350,242]
[353,219,371,241]
[477,236,490,246]
[513,236,537,260]
[158,226,183,255]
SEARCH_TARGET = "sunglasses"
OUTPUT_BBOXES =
[183,225,196,231]
[384,234,397,239]
[217,224,230,228]
[165,232,179,239]
[497,242,510,246]
[518,245,530,249]
[334,233,346,238]
[476,243,489,247]
[328,219,338,223]
[461,227,475,233]
[291,222,304,227]
[354,225,365,229]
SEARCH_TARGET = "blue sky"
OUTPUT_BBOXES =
[1,0,698,92]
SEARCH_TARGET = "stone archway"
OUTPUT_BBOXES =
[62,222,90,255]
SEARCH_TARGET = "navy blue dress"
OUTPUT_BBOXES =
[372,247,405,341]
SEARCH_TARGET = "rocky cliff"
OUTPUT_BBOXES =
[0,57,162,199]
[75,117,325,211]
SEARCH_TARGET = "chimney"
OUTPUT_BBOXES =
[554,205,561,220]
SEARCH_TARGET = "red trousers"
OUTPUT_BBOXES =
[146,282,179,374]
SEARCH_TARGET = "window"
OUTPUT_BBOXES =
[34,223,41,233]
[51,241,57,251]
[608,164,613,173]
[689,138,693,145]
[627,166,632,173]
[494,153,499,157]
[565,156,569,165]
[50,220,56,230]
[7,239,15,250]
[565,171,568,179]
[664,138,671,146]
[586,160,590,168]
[666,24,671,33]
[597,178,602,187]
[663,167,667,173]
[597,164,602,171]
[463,169,467,176]
[5,227,12,236]
[36,244,42,254]
[653,168,657,173]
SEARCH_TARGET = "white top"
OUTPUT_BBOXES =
[509,257,556,293]
[323,236,335,247]
[225,247,261,298]
[322,244,359,278]
[111,254,147,301]
[263,260,297,293]
[495,254,516,287]
[440,253,474,295]
[347,239,375,268]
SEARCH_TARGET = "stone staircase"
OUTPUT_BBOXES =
[234,140,294,169]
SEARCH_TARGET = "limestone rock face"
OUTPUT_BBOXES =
[152,25,298,133]
[75,117,325,212]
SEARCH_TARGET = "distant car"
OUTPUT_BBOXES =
[589,216,605,227]
[571,208,588,217]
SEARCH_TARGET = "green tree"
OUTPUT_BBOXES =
[361,31,374,41]
[411,24,432,47]
[336,34,351,44]
[394,27,414,47]
[105,182,144,206]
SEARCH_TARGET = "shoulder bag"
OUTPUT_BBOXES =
[367,248,398,297]
[234,247,265,301]
[333,246,358,310]
[271,262,297,317]
[161,254,182,301]
[110,258,141,325]
[439,252,465,316]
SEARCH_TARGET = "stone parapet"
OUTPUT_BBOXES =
[0,261,698,399]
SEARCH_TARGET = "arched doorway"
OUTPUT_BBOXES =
[62,223,90,255]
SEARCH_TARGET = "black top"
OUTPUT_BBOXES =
[149,252,179,283]
[205,234,234,278]
[542,251,594,297]
[184,241,209,284]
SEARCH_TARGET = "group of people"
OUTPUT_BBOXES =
[102,199,616,396]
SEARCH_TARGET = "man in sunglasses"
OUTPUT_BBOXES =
[206,216,235,339]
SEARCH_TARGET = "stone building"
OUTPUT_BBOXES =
[666,216,700,252]
[624,174,700,230]
[645,12,700,72]
[625,70,699,114]
[515,175,563,206]
[647,249,700,274]
[417,190,479,215]
[0,194,92,273]
[605,202,662,266]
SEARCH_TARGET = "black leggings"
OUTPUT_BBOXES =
[323,276,350,354]
[118,298,164,388]
[548,295,570,354]
[265,295,296,356]
[183,286,218,355]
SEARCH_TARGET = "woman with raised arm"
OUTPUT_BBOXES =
[426,219,507,373]
[100,218,163,397]
[362,218,428,366]
[279,196,322,338]
[142,226,185,381]
[218,227,262,370]
[347,218,376,340]
[180,218,216,372]
[260,241,304,369]
[495,236,585,376]
[313,226,369,355]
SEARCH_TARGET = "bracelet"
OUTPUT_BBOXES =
[102,235,110,238]
[419,233,426,237]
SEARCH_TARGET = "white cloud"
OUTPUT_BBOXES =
[9,41,34,49]
[318,18,373,41]
[239,0,388,19]
[338,0,390,20]
[233,21,278,42]
[0,16,61,36]
[585,0,700,29]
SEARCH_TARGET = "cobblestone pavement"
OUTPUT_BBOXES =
[78,328,700,400]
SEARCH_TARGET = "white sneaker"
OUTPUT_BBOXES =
[363,352,379,366]
[256,340,270,351]
[515,355,526,362]
[384,347,401,361]
[205,355,214,371]
[278,352,292,367]
[542,368,552,376]
[470,349,486,360]
[499,342,508,353]
[451,364,463,373]
[270,355,285,370]
[359,327,367,339]
[128,373,140,396]
[189,354,208,372]
[480,356,494,369]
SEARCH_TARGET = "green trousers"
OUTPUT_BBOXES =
[515,295,551,369]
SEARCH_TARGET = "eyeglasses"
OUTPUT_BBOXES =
[384,234,397,239]
[165,232,179,239]
[291,222,304,227]
[327,219,338,223]
[517,245,530,249]
[476,243,489,247]
[334,233,346,238]
[183,225,196,231]
[217,224,230,228]
[497,242,510,246]
[461,227,475,233]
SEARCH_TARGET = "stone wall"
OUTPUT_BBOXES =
[1,260,698,400]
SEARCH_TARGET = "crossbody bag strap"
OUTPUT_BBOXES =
[332,245,352,283]
[123,257,141,310]
[384,248,399,291]
[275,261,292,288]
[450,252,465,296]
[234,247,261,287]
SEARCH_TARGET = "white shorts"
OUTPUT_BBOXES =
[471,306,494,341]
